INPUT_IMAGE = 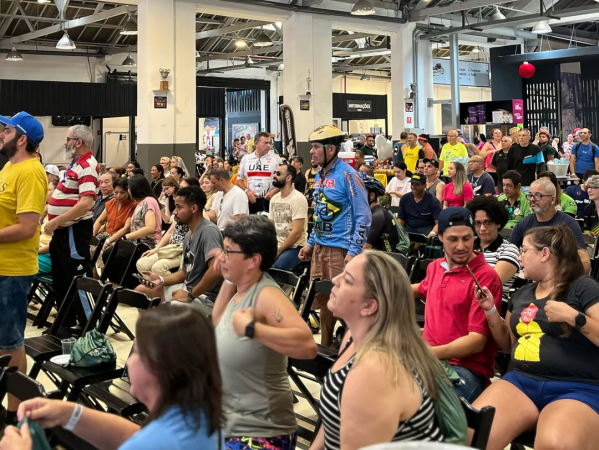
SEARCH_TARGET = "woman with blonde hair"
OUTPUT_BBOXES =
[201,170,217,220]
[442,161,473,208]
[310,250,445,450]
[171,155,190,177]
[160,156,171,177]
[159,177,179,223]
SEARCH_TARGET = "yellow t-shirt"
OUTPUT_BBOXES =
[439,142,469,175]
[247,139,255,153]
[403,145,422,172]
[0,157,48,276]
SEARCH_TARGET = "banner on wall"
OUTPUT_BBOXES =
[512,99,524,124]
[404,99,415,128]
[279,104,297,159]
[433,58,490,87]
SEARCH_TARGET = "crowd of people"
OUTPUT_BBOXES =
[0,112,598,450]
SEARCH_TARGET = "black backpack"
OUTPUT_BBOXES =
[573,142,599,163]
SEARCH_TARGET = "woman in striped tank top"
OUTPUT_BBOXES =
[311,251,444,450]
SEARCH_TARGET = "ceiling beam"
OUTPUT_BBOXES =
[0,1,22,40]
[199,44,283,61]
[196,17,223,25]
[335,62,391,71]
[332,32,377,43]
[195,20,272,40]
[410,0,515,20]
[498,44,599,63]
[2,4,136,45]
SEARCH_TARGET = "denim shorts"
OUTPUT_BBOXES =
[503,370,599,415]
[0,275,34,350]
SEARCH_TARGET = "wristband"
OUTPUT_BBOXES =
[224,279,234,285]
[484,305,497,316]
[158,275,165,286]
[244,188,250,193]
[64,403,83,431]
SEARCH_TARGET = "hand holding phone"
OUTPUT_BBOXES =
[466,265,486,298]
[133,273,156,288]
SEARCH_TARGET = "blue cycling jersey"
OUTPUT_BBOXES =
[307,158,371,256]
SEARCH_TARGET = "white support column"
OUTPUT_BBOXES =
[283,13,332,160]
[137,0,196,175]
[449,34,461,129]
[390,22,416,139]
[417,39,435,133]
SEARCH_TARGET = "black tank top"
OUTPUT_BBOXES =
[306,168,318,201]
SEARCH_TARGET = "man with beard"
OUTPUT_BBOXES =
[269,164,308,270]
[537,129,556,163]
[412,207,503,402]
[45,125,100,327]
[136,186,223,315]
[509,178,590,273]
[0,112,47,425]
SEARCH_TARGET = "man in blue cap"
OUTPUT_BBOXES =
[412,207,503,403]
[0,111,47,424]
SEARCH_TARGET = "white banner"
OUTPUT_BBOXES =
[433,58,490,87]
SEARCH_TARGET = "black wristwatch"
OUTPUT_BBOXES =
[245,321,255,339]
[575,312,587,330]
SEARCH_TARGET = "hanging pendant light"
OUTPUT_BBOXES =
[120,14,137,35]
[253,32,273,47]
[490,7,506,20]
[122,53,136,67]
[234,38,247,48]
[360,72,371,81]
[5,47,23,61]
[532,20,552,34]
[56,30,76,50]
[472,46,480,53]
[351,0,375,15]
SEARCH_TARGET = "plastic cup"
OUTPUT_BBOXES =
[61,338,76,355]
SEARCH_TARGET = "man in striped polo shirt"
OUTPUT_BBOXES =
[45,125,100,326]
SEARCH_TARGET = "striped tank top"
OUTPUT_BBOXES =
[319,340,443,450]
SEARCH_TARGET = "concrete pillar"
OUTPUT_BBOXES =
[137,0,196,176]
[283,13,332,162]
[417,39,435,133]
[390,22,416,139]
[449,34,461,129]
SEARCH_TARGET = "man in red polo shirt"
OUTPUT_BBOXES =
[45,125,100,326]
[413,207,503,402]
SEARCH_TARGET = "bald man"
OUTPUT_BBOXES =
[439,129,468,176]
[570,128,599,179]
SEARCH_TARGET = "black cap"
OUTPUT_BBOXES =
[410,173,426,185]
[422,158,439,168]
[438,207,475,233]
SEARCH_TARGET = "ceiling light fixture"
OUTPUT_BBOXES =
[5,47,23,61]
[245,56,254,67]
[532,20,552,34]
[56,30,76,50]
[472,46,480,53]
[122,53,136,67]
[253,32,273,47]
[490,7,506,20]
[351,0,375,16]
[360,72,371,81]
[234,38,247,48]
[120,14,137,35]
[37,0,51,3]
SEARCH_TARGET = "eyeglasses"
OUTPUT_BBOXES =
[469,159,484,164]
[527,192,553,200]
[222,249,246,258]
[474,220,495,228]
[587,186,599,191]
[66,137,80,143]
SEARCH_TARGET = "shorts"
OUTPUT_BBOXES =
[0,275,34,350]
[225,434,296,450]
[310,244,347,309]
[164,283,214,317]
[503,370,599,415]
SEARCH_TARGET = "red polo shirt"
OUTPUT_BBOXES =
[419,252,503,380]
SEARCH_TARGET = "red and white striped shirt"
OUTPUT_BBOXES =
[237,151,282,198]
[48,151,100,227]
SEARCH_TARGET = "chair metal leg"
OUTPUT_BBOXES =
[109,313,135,340]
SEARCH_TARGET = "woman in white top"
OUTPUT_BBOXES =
[385,162,412,207]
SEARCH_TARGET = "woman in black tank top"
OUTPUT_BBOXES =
[305,166,319,203]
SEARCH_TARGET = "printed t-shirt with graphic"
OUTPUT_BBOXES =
[237,151,282,198]
[506,144,544,187]
[386,176,412,207]
[0,157,47,276]
[565,184,590,217]
[269,189,308,248]
[497,191,533,228]
[509,211,586,249]
[508,276,599,384]
[130,197,162,248]
[557,193,577,215]
[468,171,495,196]
[403,146,424,172]
[48,151,100,226]
[367,204,400,253]
[439,143,468,175]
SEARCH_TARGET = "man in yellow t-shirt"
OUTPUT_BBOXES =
[402,132,425,172]
[0,112,47,422]
[246,133,255,153]
[439,129,469,176]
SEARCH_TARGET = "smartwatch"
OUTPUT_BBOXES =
[575,312,587,330]
[245,321,255,339]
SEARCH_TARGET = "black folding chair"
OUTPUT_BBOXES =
[90,236,107,268]
[25,276,114,381]
[267,268,309,309]
[28,274,57,329]
[43,289,160,403]
[388,253,414,273]
[460,397,496,450]
[410,258,435,284]
[510,431,536,450]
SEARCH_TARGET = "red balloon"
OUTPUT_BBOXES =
[519,62,535,78]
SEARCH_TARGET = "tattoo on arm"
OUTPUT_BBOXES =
[274,309,284,324]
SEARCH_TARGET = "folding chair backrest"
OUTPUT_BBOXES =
[267,268,308,307]
[0,355,11,368]
[90,237,107,267]
[461,397,496,450]
[8,371,63,401]
[48,276,114,337]
[98,288,160,334]
[298,278,333,322]
[388,253,414,273]
[100,239,138,285]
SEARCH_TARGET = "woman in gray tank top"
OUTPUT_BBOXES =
[212,215,317,450]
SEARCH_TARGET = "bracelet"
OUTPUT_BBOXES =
[484,305,497,316]
[244,188,249,193]
[224,279,234,285]
[158,275,165,286]
[64,403,83,431]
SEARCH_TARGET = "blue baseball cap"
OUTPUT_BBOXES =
[438,207,475,233]
[0,112,44,146]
